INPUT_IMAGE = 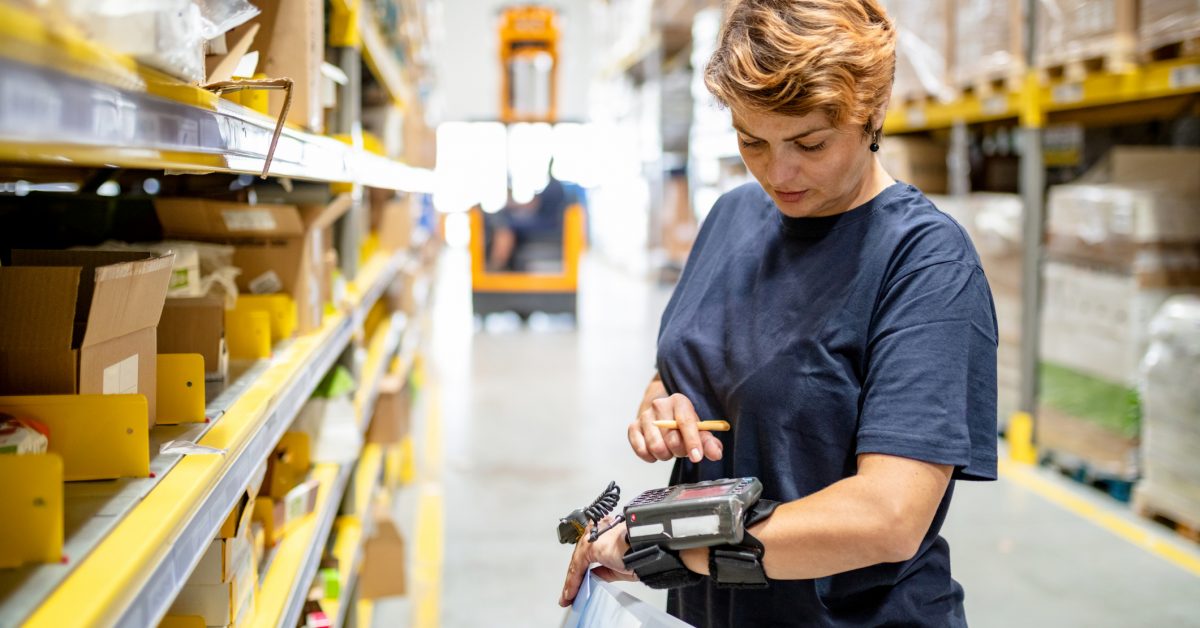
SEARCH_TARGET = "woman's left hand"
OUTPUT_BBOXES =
[558,519,637,607]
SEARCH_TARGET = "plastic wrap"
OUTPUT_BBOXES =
[83,240,240,306]
[58,0,259,83]
[1046,184,1200,270]
[954,0,1022,86]
[884,0,955,102]
[1139,0,1200,54]
[1138,296,1200,522]
[1034,0,1136,70]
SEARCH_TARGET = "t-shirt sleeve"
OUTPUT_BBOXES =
[856,260,999,481]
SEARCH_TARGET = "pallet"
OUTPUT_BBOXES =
[1039,448,1136,503]
[1142,37,1200,63]
[1038,50,1136,83]
[953,70,1024,100]
[1133,487,1200,543]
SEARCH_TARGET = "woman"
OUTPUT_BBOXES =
[560,0,997,625]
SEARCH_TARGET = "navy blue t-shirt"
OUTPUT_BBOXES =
[657,182,998,627]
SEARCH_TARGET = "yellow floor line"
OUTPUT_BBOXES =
[413,375,444,628]
[998,459,1200,577]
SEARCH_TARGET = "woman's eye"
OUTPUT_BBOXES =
[739,139,763,149]
[798,141,826,152]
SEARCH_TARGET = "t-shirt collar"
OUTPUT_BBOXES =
[773,181,905,238]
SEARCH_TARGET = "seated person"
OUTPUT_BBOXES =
[487,176,575,272]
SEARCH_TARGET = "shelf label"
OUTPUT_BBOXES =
[982,95,1008,116]
[905,107,926,128]
[222,209,278,232]
[1052,83,1084,104]
[1169,64,1200,90]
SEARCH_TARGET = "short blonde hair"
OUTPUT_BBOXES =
[704,0,896,129]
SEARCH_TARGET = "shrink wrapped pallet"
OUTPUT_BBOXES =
[1039,171,1200,478]
[953,0,1023,88]
[1139,0,1200,56]
[1136,296,1200,528]
[1034,0,1136,76]
[883,0,955,103]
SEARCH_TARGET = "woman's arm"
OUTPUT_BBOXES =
[680,453,952,578]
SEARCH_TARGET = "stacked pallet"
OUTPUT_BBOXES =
[953,0,1025,95]
[1135,296,1200,539]
[1140,0,1200,59]
[1039,147,1200,483]
[1034,0,1137,82]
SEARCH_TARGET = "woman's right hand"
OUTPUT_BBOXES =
[628,390,723,464]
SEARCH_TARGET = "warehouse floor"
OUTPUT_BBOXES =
[377,248,1200,628]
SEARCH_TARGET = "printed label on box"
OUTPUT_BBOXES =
[248,270,283,294]
[221,209,278,232]
[102,355,139,395]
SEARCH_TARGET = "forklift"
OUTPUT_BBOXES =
[470,5,584,320]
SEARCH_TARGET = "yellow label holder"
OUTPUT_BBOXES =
[225,309,272,360]
[0,454,63,568]
[0,395,150,481]
[156,354,207,425]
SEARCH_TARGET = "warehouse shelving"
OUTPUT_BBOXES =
[883,56,1200,135]
[0,249,409,628]
[319,516,366,626]
[0,3,431,191]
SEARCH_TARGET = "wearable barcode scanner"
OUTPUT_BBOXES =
[625,478,762,549]
[557,481,621,545]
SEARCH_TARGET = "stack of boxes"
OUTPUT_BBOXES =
[1039,147,1200,478]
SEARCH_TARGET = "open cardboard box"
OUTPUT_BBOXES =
[154,195,351,335]
[0,250,174,426]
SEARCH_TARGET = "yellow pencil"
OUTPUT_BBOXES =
[652,420,731,432]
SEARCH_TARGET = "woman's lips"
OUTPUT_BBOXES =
[775,190,807,203]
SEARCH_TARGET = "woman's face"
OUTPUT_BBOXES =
[731,106,876,219]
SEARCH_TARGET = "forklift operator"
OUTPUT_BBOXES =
[487,170,573,272]
[559,1,998,625]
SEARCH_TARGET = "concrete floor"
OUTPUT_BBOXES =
[376,248,1200,628]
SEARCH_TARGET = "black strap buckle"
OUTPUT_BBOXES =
[624,544,703,590]
[710,547,768,588]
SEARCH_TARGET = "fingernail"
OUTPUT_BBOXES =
[690,448,701,462]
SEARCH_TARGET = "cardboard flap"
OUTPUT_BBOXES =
[298,194,353,231]
[0,267,80,349]
[154,199,305,239]
[207,23,260,84]
[83,254,175,347]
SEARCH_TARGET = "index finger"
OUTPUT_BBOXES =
[559,532,591,606]
[669,394,704,463]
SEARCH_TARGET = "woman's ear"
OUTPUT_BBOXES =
[871,94,891,133]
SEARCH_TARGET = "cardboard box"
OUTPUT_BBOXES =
[227,0,325,132]
[170,535,257,626]
[158,295,228,381]
[877,136,948,194]
[192,526,254,584]
[378,198,415,254]
[358,517,407,599]
[154,196,351,334]
[0,250,173,425]
[1040,259,1200,385]
[367,375,411,445]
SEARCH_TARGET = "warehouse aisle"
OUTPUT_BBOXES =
[384,248,1200,628]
